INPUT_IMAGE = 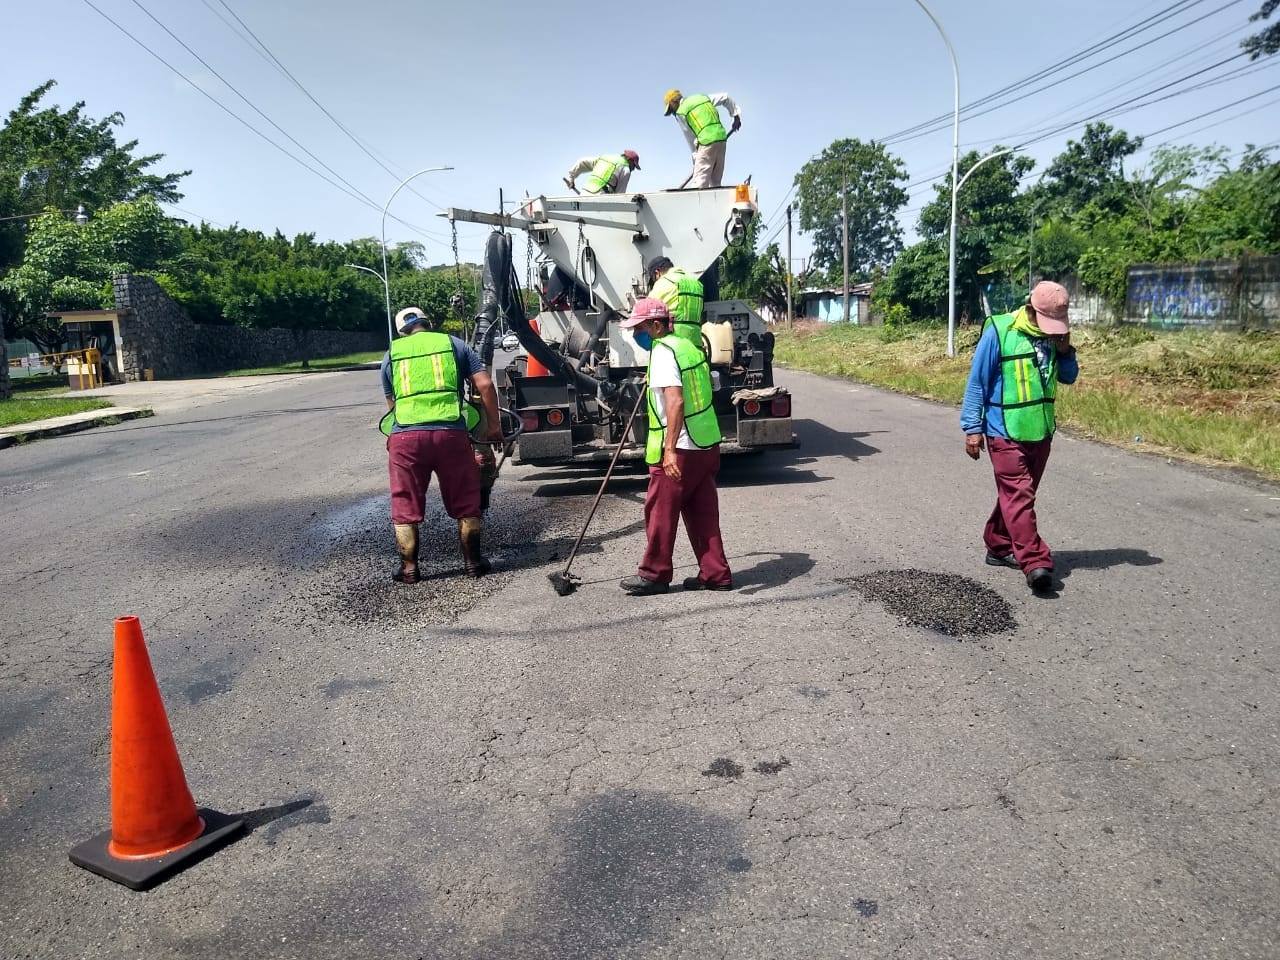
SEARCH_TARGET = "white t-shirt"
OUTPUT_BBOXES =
[648,342,696,451]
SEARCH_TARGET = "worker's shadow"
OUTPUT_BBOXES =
[725,550,816,595]
[1053,548,1163,581]
[791,419,886,462]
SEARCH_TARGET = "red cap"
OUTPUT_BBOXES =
[622,149,640,170]
[620,297,670,328]
[1030,281,1070,334]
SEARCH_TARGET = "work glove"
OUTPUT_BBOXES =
[730,115,742,134]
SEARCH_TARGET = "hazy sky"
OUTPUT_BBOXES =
[4,0,1278,265]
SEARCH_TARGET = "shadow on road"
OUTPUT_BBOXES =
[474,790,745,959]
[730,550,817,595]
[1055,548,1164,580]
[791,418,886,462]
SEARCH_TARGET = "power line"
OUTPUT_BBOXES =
[80,0,443,244]
[212,0,447,213]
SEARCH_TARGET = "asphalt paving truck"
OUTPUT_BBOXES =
[445,184,795,466]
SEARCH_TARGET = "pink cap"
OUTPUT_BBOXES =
[622,149,640,170]
[1030,281,1070,334]
[620,297,670,328]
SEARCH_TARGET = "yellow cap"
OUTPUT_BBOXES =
[663,88,681,114]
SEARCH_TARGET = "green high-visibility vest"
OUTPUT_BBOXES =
[988,313,1057,442]
[676,94,728,146]
[645,334,722,465]
[583,154,625,194]
[650,267,705,349]
[386,331,462,430]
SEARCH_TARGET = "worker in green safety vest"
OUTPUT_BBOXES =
[647,256,705,351]
[663,89,741,188]
[381,306,503,584]
[617,297,732,596]
[961,281,1080,593]
[563,150,641,195]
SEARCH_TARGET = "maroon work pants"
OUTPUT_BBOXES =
[638,448,732,587]
[388,429,481,523]
[983,435,1053,573]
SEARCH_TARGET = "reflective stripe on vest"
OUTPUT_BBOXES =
[388,331,462,428]
[676,94,727,146]
[583,154,624,194]
[645,335,722,464]
[650,267,705,349]
[988,313,1057,442]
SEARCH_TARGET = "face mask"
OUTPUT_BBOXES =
[632,330,653,351]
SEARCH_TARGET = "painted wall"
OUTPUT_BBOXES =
[801,293,869,324]
[1125,256,1280,329]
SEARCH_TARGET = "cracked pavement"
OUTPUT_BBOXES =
[1,367,1277,959]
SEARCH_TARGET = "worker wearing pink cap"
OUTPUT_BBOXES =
[563,150,641,195]
[961,281,1080,593]
[619,297,732,595]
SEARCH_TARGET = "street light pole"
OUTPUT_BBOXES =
[381,165,453,344]
[910,0,960,356]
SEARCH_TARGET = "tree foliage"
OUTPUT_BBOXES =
[793,138,908,281]
[1243,0,1280,58]
[1034,122,1143,217]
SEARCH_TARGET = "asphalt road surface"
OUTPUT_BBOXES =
[2,367,1277,959]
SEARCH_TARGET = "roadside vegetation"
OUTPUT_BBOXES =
[0,394,111,428]
[775,322,1280,480]
[221,350,384,377]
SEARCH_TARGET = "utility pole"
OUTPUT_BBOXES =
[841,170,850,324]
[785,203,794,329]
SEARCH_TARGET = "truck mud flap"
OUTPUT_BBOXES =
[516,430,574,464]
[736,417,798,449]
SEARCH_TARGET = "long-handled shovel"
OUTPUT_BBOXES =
[548,386,648,596]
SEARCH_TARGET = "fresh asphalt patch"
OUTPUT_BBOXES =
[839,569,1018,638]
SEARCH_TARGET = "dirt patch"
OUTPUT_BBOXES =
[701,758,744,779]
[839,570,1017,637]
[753,758,791,775]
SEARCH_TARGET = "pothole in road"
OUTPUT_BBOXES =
[839,570,1017,638]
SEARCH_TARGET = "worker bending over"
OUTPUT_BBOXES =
[663,89,741,188]
[962,281,1079,593]
[564,150,641,195]
[647,256,705,350]
[382,306,503,583]
[619,298,732,596]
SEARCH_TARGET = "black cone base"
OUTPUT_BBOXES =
[69,807,246,890]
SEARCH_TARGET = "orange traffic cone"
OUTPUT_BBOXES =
[525,318,551,378]
[69,616,244,890]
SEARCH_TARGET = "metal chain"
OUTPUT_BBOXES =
[450,218,468,341]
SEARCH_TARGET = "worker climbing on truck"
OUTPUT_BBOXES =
[563,150,641,195]
[381,306,503,583]
[647,256,705,350]
[663,89,741,189]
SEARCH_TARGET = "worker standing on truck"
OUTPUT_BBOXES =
[564,150,641,195]
[961,281,1079,594]
[647,257,705,350]
[663,89,741,189]
[382,306,503,583]
[618,297,732,596]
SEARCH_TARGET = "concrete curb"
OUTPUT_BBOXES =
[0,407,155,449]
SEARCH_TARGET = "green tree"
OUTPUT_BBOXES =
[0,197,179,351]
[1035,122,1143,217]
[0,81,187,284]
[1243,0,1280,58]
[917,147,1035,321]
[793,138,908,280]
[878,239,949,320]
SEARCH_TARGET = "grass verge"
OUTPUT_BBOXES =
[0,396,114,428]
[774,322,1280,481]
[221,350,384,377]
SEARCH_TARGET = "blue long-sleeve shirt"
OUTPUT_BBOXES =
[960,324,1079,437]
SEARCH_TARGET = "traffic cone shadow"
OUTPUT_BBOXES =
[69,616,245,890]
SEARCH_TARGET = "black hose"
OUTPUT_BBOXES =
[470,232,506,367]
[482,229,599,397]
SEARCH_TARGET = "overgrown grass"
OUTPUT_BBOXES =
[0,396,114,428]
[220,350,384,377]
[775,322,1280,480]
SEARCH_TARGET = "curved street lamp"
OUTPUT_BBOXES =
[909,0,960,357]
[380,165,453,344]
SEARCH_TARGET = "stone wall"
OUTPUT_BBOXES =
[1125,255,1280,330]
[112,274,385,380]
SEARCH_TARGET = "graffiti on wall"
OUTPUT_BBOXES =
[1126,256,1280,329]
